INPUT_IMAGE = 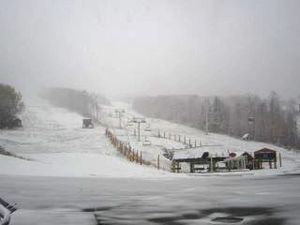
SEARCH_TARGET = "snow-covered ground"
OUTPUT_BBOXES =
[1,98,300,225]
[0,98,299,179]
[103,101,300,176]
[0,98,169,178]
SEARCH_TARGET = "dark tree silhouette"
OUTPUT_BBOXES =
[0,83,24,129]
[133,92,300,149]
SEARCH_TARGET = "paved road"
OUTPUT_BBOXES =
[1,174,300,225]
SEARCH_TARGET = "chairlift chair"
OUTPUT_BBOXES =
[143,137,152,146]
[144,124,152,131]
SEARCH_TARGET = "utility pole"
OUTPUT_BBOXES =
[115,109,125,128]
[131,117,146,142]
[205,98,210,135]
[248,116,255,140]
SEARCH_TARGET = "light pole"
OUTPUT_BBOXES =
[131,117,146,142]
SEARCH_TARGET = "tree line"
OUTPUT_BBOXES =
[41,87,110,121]
[133,92,300,149]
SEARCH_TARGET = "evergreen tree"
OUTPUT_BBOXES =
[0,83,24,129]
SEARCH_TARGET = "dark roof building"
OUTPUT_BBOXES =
[254,148,276,161]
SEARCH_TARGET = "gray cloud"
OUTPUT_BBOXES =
[0,0,300,98]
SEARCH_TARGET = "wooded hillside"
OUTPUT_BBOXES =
[133,92,300,148]
[41,87,110,121]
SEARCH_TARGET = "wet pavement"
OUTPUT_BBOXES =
[1,174,300,225]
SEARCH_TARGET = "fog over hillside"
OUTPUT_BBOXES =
[1,2,300,225]
[1,0,300,98]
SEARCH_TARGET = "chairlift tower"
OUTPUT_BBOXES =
[115,109,125,128]
[131,117,146,142]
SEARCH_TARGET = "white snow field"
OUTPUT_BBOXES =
[0,98,300,179]
[0,98,169,178]
[1,99,300,225]
[102,102,300,176]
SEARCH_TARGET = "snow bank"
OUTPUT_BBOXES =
[0,153,168,178]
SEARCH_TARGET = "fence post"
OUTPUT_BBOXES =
[124,147,127,157]
[279,152,282,167]
[128,150,131,161]
[171,161,175,173]
[210,155,213,172]
[132,150,135,162]
[157,154,160,170]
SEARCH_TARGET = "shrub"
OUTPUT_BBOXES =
[0,83,24,129]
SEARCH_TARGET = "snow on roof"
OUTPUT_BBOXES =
[254,148,276,153]
[242,133,250,139]
[173,145,228,160]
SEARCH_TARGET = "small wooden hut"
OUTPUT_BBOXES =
[254,148,277,169]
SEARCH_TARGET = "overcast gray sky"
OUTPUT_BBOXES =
[0,0,300,98]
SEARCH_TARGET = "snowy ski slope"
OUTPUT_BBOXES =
[104,102,300,176]
[0,98,299,178]
[0,98,169,178]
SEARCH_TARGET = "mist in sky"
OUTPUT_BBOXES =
[0,0,300,98]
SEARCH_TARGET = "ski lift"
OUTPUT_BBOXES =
[248,117,255,124]
[126,121,134,127]
[143,137,151,146]
[144,124,152,132]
